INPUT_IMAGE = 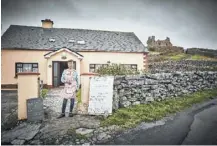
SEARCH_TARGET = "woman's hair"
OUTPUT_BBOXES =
[67,59,74,63]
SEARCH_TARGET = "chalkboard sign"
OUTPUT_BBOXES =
[88,76,114,115]
[27,98,44,122]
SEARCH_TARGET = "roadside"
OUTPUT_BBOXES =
[1,88,217,145]
[98,98,217,145]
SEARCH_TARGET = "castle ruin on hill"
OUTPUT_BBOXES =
[147,36,173,47]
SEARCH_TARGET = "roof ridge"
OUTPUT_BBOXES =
[9,24,133,33]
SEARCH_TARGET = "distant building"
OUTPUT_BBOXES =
[147,36,173,47]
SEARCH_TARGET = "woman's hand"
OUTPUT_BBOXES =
[66,79,72,84]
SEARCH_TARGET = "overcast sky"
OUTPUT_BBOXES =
[1,0,217,49]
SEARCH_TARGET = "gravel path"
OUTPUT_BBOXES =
[43,87,79,118]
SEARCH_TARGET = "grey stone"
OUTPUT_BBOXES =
[120,96,127,102]
[2,123,41,143]
[97,132,107,141]
[145,97,154,102]
[114,76,125,80]
[168,84,174,91]
[142,87,150,91]
[76,128,94,136]
[151,85,158,90]
[97,132,111,141]
[11,139,25,145]
[121,101,131,107]
[144,79,158,85]
[82,143,90,145]
[121,83,129,88]
[30,140,42,145]
[114,80,121,85]
[132,101,141,105]
[106,125,121,131]
[123,90,131,96]
[135,93,140,98]
[128,96,137,102]
[159,80,171,84]
[117,85,122,89]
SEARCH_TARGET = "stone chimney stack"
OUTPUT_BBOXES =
[41,19,54,28]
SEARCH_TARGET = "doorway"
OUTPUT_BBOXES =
[52,61,76,87]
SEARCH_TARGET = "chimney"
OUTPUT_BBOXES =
[41,19,54,28]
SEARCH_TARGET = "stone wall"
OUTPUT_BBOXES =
[149,60,217,73]
[186,48,217,58]
[112,71,217,109]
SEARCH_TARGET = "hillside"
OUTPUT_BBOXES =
[148,51,217,73]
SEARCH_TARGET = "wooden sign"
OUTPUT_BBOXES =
[88,76,114,115]
[27,98,44,122]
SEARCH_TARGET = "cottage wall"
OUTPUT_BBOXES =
[1,49,147,88]
[79,52,145,73]
[1,50,49,85]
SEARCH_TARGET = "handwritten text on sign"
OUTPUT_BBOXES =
[88,76,114,115]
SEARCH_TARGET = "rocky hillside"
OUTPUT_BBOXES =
[148,51,217,73]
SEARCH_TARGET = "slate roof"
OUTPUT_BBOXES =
[1,25,148,53]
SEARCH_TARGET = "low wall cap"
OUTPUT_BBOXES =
[16,72,40,75]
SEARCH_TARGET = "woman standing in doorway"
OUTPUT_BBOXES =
[57,59,79,118]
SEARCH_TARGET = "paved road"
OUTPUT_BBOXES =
[98,98,217,145]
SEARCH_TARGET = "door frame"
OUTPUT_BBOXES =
[52,61,67,87]
[52,61,76,87]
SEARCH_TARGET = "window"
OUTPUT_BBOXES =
[89,64,108,72]
[68,39,75,43]
[89,64,137,72]
[77,40,85,45]
[120,64,137,71]
[15,63,39,77]
[49,38,55,42]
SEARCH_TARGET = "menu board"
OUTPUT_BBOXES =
[88,76,114,115]
[27,98,44,122]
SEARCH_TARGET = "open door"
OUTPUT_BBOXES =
[53,62,60,87]
[53,61,77,87]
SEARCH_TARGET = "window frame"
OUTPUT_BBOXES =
[89,63,137,73]
[89,63,108,73]
[15,62,39,78]
[119,64,138,71]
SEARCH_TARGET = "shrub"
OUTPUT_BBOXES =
[96,63,142,75]
[41,89,48,99]
[148,47,156,52]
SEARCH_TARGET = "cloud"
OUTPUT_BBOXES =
[1,0,217,49]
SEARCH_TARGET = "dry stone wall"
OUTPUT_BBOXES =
[186,48,217,58]
[149,60,217,73]
[112,71,217,110]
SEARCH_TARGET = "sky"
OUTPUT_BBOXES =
[1,0,217,49]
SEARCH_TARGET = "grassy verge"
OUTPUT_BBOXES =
[76,88,82,104]
[100,88,217,128]
[190,55,217,61]
[168,53,190,61]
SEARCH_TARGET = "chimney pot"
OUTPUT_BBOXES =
[41,19,54,28]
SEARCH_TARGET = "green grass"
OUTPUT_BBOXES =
[76,88,82,104]
[168,53,190,61]
[190,55,217,61]
[41,89,49,99]
[100,88,217,128]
